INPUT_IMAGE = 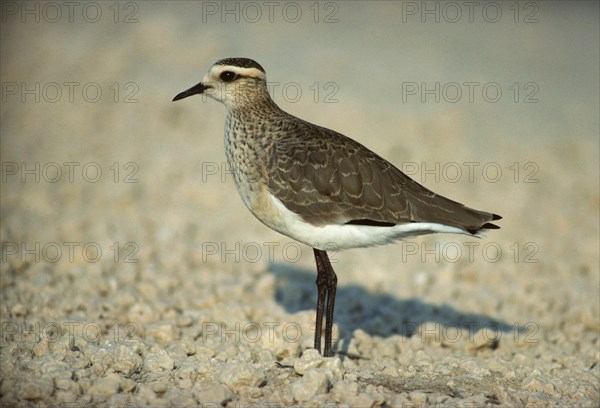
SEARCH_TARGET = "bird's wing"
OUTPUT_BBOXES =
[266,119,500,232]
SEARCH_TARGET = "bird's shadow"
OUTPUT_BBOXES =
[267,261,523,352]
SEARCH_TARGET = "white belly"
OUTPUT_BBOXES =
[252,191,473,251]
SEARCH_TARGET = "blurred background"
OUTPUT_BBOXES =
[1,1,598,405]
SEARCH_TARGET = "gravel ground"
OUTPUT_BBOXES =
[1,1,599,407]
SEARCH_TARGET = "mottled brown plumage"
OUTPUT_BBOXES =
[263,115,500,233]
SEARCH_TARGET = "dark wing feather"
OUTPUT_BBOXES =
[266,117,501,233]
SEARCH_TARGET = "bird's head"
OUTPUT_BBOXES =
[173,57,271,110]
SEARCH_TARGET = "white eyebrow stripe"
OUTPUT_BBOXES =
[211,65,266,80]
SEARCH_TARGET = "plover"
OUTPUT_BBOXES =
[173,57,501,357]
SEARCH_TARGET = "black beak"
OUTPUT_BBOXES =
[172,82,210,101]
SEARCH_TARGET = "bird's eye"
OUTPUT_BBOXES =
[220,71,237,82]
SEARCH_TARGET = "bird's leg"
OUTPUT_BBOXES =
[323,253,337,357]
[313,249,327,354]
[313,248,337,357]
